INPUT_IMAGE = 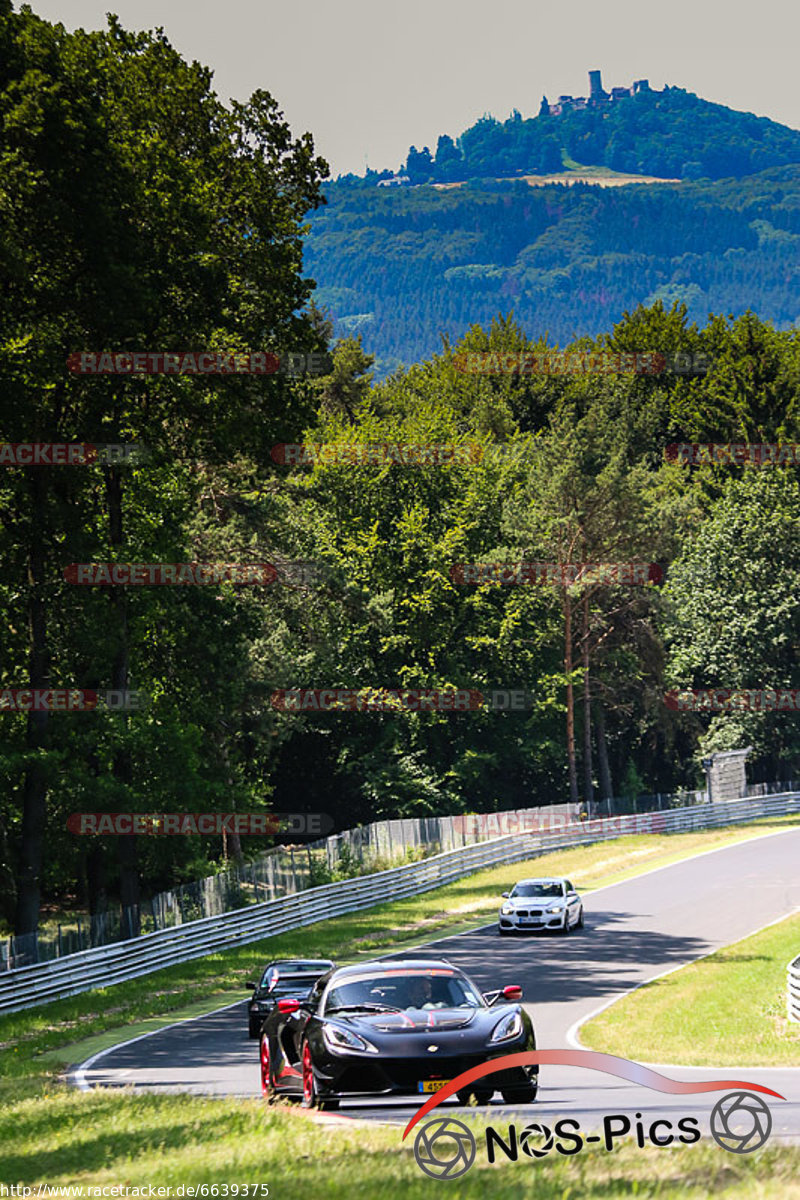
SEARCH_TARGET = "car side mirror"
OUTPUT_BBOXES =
[246,981,257,989]
[501,892,510,898]
[502,984,523,1001]
[277,998,301,1014]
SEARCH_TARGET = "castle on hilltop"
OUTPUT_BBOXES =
[541,70,660,116]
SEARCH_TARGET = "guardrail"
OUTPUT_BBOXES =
[1,792,798,1015]
[789,953,800,1024]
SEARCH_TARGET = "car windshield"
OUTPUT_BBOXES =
[324,971,483,1013]
[510,882,564,898]
[260,962,330,988]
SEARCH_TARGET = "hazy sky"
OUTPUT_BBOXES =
[28,1,800,178]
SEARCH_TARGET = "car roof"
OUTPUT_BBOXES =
[261,959,334,971]
[328,958,459,979]
[513,877,565,885]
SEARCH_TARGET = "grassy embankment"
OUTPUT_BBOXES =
[581,909,800,1066]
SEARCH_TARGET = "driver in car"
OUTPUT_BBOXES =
[406,976,441,1009]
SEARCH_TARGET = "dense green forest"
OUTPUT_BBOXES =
[2,5,800,934]
[306,169,800,377]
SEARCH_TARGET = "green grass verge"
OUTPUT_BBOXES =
[2,815,799,1192]
[2,1096,799,1197]
[581,910,800,1067]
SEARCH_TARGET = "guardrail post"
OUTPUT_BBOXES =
[789,955,800,1024]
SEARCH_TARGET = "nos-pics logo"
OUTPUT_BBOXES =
[404,1050,783,1180]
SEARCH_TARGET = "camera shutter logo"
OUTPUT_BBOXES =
[710,1092,772,1153]
[519,1121,555,1158]
[414,1117,476,1180]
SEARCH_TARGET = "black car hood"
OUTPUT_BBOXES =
[339,1008,483,1033]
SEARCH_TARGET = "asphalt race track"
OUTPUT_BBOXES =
[73,829,800,1145]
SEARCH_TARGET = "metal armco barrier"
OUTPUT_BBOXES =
[1,792,798,1015]
[789,953,800,1024]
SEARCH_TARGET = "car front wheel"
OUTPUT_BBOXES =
[260,1034,274,1100]
[576,906,584,929]
[301,1040,339,1111]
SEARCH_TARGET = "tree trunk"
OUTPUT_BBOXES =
[217,735,244,864]
[14,471,51,944]
[105,462,140,937]
[86,844,108,916]
[594,698,614,813]
[581,593,593,809]
[564,590,578,804]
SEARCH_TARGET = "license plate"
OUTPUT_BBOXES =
[418,1079,452,1093]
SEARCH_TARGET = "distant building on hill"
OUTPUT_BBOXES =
[588,69,607,100]
[547,70,659,115]
[377,174,411,187]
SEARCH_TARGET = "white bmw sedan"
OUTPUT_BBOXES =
[498,877,584,935]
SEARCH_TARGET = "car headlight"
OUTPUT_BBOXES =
[500,902,514,915]
[546,904,564,913]
[490,1010,523,1043]
[322,1023,379,1054]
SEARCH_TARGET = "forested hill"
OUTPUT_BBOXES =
[305,166,800,377]
[307,88,800,377]
[395,86,800,183]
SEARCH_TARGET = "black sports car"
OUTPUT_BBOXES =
[246,958,334,1038]
[259,957,538,1109]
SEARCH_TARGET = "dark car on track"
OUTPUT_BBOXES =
[259,957,538,1109]
[246,958,335,1038]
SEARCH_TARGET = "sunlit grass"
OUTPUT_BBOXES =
[1,1089,798,1196]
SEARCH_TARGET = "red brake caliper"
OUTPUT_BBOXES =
[303,1043,313,1103]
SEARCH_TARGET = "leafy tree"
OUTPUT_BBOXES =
[663,471,800,775]
[0,5,327,938]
